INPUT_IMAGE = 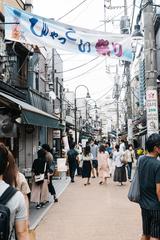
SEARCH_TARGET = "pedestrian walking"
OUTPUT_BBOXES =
[81,145,93,186]
[124,144,136,181]
[97,144,110,185]
[90,140,98,178]
[67,142,79,182]
[105,141,113,177]
[42,144,58,203]
[0,142,29,240]
[30,149,49,209]
[137,133,160,240]
[113,144,127,186]
[119,139,126,153]
[75,143,83,176]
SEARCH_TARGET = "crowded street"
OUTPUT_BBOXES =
[1,1,160,240]
[35,176,141,240]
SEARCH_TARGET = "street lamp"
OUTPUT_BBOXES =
[74,85,90,144]
[86,98,98,119]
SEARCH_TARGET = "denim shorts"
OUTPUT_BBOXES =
[141,208,160,238]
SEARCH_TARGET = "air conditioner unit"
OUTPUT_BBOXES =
[0,115,17,137]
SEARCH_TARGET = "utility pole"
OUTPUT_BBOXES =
[143,0,159,136]
[115,65,120,143]
[120,0,133,144]
[112,65,120,143]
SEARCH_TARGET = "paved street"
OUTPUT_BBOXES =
[29,176,70,230]
[35,177,142,240]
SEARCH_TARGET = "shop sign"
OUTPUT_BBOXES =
[81,139,88,148]
[53,130,61,138]
[146,89,159,136]
[57,158,67,172]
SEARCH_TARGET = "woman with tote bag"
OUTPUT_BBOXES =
[31,149,49,209]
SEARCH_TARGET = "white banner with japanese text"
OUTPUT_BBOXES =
[4,5,132,62]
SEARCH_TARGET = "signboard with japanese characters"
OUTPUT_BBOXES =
[4,5,132,62]
[146,89,159,136]
[57,158,67,172]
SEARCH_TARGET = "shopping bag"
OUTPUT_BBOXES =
[128,159,140,203]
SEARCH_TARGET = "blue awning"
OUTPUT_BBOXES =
[0,92,63,129]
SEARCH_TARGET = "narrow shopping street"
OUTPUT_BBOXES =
[35,177,141,240]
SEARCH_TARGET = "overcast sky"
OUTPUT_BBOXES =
[32,0,135,105]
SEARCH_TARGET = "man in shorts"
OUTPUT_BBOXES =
[138,133,160,240]
[90,140,98,178]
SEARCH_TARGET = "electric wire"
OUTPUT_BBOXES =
[95,87,113,101]
[56,0,88,21]
[64,58,105,82]
[94,3,133,30]
[131,88,139,100]
[69,0,96,24]
[100,100,116,107]
[56,56,99,73]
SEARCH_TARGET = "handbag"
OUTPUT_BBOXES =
[34,162,47,183]
[128,158,140,203]
[120,153,127,165]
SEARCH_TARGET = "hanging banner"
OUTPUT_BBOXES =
[4,5,132,62]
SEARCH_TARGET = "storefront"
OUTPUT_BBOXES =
[0,92,61,169]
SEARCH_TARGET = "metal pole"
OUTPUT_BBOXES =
[115,65,120,144]
[74,97,77,144]
[122,0,133,144]
[125,62,133,144]
[74,85,90,144]
[143,0,159,136]
[86,100,88,120]
[116,93,119,144]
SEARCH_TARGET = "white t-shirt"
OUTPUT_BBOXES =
[0,180,27,240]
[113,151,123,167]
[119,142,126,153]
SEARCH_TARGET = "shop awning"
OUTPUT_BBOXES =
[0,92,62,129]
[134,127,147,137]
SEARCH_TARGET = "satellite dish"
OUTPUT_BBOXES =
[49,91,56,100]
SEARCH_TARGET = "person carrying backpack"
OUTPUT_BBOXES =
[0,142,29,240]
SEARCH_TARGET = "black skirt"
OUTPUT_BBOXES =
[82,161,92,178]
[113,165,127,183]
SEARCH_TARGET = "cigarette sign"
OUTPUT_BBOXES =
[146,89,159,136]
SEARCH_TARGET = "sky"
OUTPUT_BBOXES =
[32,0,135,107]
